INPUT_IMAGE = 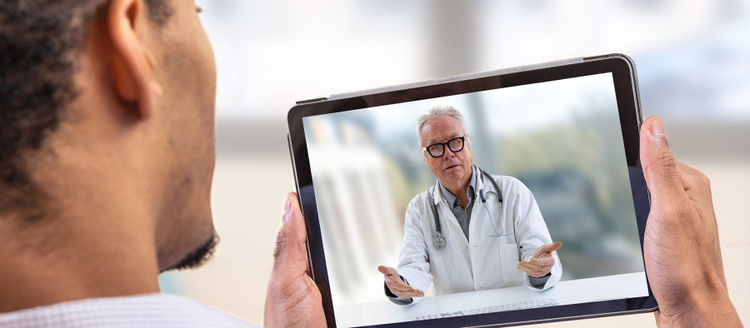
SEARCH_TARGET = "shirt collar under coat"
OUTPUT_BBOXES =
[438,167,477,209]
[432,165,488,205]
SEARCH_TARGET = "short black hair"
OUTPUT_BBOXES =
[0,0,173,219]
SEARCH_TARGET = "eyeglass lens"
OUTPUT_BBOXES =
[428,137,463,157]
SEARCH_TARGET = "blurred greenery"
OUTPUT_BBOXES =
[498,107,644,280]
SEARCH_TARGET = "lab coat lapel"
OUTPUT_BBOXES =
[431,180,473,286]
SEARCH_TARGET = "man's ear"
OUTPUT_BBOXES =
[108,0,162,119]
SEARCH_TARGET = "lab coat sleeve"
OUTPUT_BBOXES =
[393,198,433,305]
[510,178,562,291]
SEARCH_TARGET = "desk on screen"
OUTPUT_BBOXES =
[335,272,648,327]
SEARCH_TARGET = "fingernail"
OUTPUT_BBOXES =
[650,118,669,150]
[283,195,292,223]
[650,118,666,136]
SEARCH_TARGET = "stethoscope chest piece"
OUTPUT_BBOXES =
[433,231,447,249]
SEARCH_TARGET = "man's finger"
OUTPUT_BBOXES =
[518,263,547,277]
[540,242,562,253]
[378,265,397,277]
[533,242,562,258]
[547,241,562,252]
[388,284,416,294]
[673,162,725,288]
[527,256,555,267]
[518,262,539,271]
[518,261,548,272]
[518,265,538,277]
[517,262,532,272]
[676,161,715,216]
[676,162,711,198]
[399,290,425,298]
[395,288,425,298]
[639,116,685,205]
[271,193,309,280]
[519,260,545,270]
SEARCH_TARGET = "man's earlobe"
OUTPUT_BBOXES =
[145,51,163,98]
[112,52,162,116]
[107,0,161,119]
[112,55,138,103]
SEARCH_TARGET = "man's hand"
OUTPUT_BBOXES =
[639,117,741,327]
[516,242,562,278]
[264,193,326,328]
[377,265,424,298]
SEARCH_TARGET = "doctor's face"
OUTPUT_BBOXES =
[420,115,473,186]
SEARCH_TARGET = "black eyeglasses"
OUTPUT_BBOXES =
[423,136,465,158]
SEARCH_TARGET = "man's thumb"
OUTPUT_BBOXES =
[378,265,397,276]
[640,117,683,203]
[547,241,562,252]
[271,193,308,277]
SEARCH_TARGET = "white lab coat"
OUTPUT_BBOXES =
[395,168,562,304]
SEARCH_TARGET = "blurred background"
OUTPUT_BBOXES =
[160,0,750,327]
[303,73,644,307]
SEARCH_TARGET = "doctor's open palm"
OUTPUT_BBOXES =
[378,265,425,298]
[517,242,563,278]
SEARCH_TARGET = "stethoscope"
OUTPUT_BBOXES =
[431,167,514,250]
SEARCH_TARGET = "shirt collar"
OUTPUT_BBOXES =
[438,166,477,209]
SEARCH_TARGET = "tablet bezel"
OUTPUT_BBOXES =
[287,54,657,328]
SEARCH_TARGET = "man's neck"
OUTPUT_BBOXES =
[0,162,162,312]
[442,170,473,208]
[0,214,161,312]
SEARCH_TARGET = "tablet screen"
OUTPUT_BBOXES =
[301,72,648,327]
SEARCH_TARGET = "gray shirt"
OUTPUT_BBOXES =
[438,167,477,242]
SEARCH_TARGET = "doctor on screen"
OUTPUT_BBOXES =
[378,105,563,305]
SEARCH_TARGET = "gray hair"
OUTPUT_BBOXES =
[416,105,471,148]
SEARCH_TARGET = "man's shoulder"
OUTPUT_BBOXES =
[402,187,436,221]
[0,293,257,328]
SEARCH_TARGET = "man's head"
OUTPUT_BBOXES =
[416,105,473,186]
[0,0,217,275]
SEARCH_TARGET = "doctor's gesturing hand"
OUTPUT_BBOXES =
[516,242,562,278]
[378,265,425,298]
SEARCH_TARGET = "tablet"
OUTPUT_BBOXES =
[286,53,656,328]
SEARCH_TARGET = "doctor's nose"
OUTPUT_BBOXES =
[442,147,457,159]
